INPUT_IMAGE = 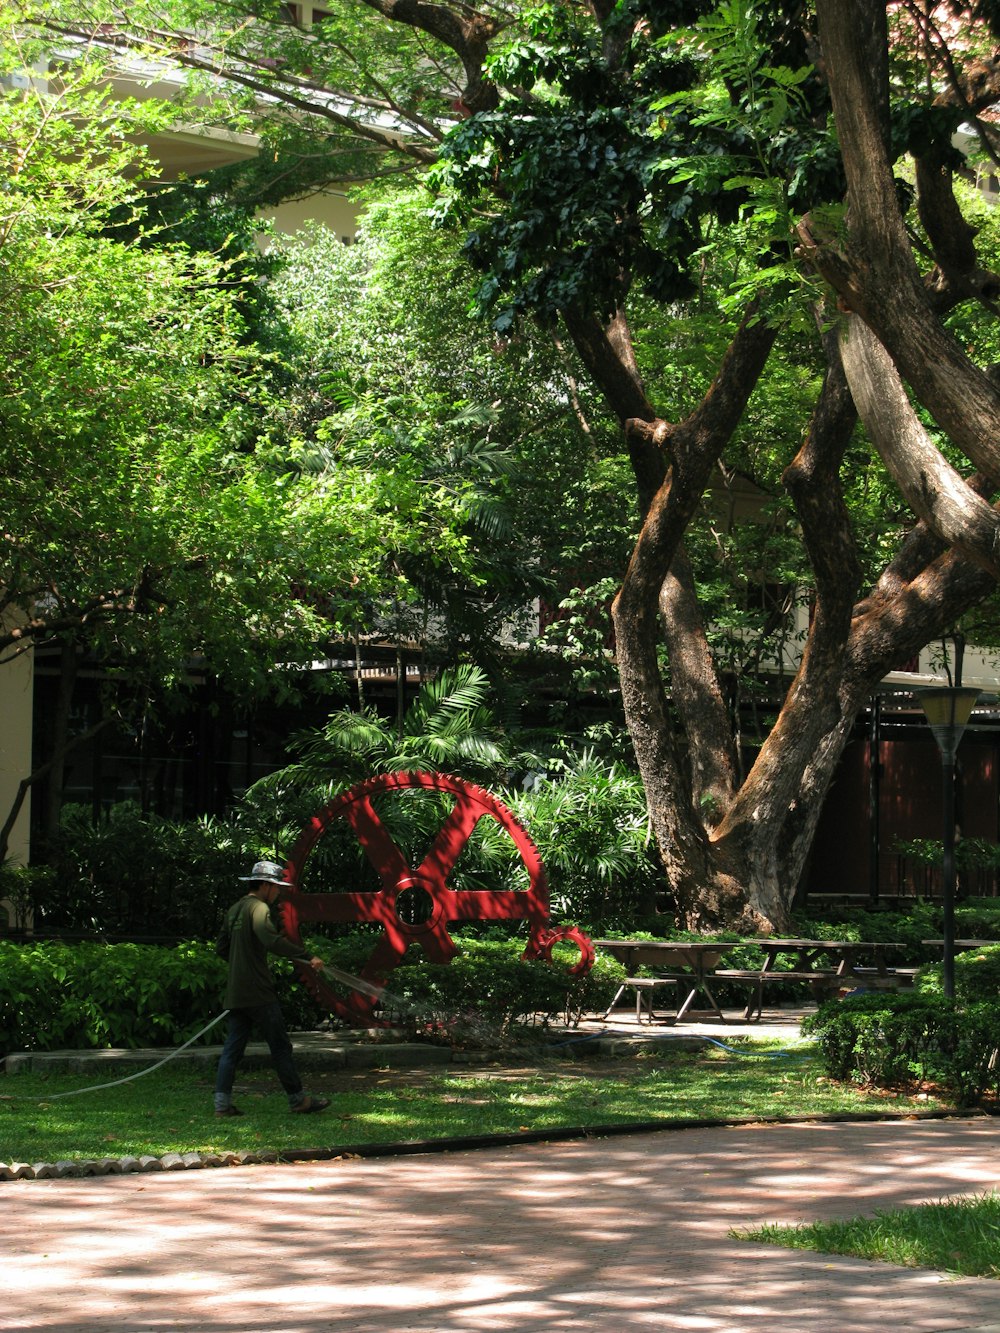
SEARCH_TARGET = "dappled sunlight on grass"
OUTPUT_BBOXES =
[1,1046,953,1165]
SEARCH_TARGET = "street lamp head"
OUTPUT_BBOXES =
[916,686,981,760]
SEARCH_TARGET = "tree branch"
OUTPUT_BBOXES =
[0,716,112,864]
[806,0,1000,483]
[840,314,1000,578]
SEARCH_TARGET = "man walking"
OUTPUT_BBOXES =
[214,859,330,1118]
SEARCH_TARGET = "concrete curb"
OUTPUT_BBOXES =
[2,1030,711,1077]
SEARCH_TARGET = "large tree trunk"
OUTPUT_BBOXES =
[608,307,780,930]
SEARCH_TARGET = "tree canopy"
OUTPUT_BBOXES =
[0,30,502,853]
[9,1,1000,929]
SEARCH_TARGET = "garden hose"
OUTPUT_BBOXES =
[37,960,386,1102]
[42,1010,232,1101]
[318,961,384,1000]
[33,961,810,1107]
[552,1029,815,1059]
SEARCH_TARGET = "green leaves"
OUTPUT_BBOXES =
[0,29,429,719]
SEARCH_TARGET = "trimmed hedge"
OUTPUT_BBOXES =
[803,991,1000,1108]
[0,940,230,1054]
[0,935,625,1056]
[916,940,1000,1003]
[380,938,623,1040]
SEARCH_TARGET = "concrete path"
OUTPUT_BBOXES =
[5,1115,1000,1332]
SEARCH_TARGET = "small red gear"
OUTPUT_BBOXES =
[276,770,592,1022]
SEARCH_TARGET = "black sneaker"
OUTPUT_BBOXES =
[215,1105,244,1118]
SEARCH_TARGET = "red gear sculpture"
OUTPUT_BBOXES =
[277,770,594,1022]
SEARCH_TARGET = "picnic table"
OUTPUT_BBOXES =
[747,937,906,977]
[594,940,731,1022]
[596,936,914,1025]
[922,939,997,950]
[718,938,914,1019]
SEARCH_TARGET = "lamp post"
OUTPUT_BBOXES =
[916,687,981,998]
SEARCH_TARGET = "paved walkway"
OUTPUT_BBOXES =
[6,1009,1000,1330]
[4,1114,1000,1331]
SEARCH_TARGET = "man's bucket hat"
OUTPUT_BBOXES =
[239,859,288,885]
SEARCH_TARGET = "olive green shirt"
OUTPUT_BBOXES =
[222,894,312,1010]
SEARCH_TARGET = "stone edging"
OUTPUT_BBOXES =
[1,1106,981,1182]
[0,1150,288,1179]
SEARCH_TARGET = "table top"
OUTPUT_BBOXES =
[595,937,906,953]
[922,938,998,948]
[748,938,905,951]
[594,939,730,953]
[593,939,730,969]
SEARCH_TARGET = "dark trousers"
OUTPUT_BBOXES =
[214,1002,303,1106]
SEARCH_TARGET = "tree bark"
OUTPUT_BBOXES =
[611,305,778,929]
[808,0,1000,481]
[839,316,1000,577]
[709,332,861,928]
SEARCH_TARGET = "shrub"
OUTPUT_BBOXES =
[804,991,1000,1107]
[954,900,1000,941]
[0,933,624,1056]
[932,1001,1000,1106]
[803,992,946,1086]
[0,863,55,931]
[0,939,229,1054]
[916,941,1000,1004]
[41,804,253,937]
[509,760,661,930]
[791,903,942,960]
[376,935,624,1040]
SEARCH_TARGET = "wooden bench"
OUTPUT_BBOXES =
[713,969,843,1020]
[602,977,679,1024]
[840,966,918,991]
[604,971,765,1024]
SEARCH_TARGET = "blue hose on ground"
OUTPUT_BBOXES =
[551,1029,814,1059]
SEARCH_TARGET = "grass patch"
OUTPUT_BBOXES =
[0,1041,954,1165]
[734,1192,1000,1280]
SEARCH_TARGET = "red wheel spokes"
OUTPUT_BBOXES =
[280,771,588,1023]
[341,792,412,886]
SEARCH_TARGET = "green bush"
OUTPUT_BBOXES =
[0,933,624,1056]
[0,863,55,931]
[931,1001,1000,1106]
[0,940,229,1054]
[42,803,251,937]
[804,991,1000,1107]
[803,992,945,1084]
[791,903,942,961]
[954,901,1000,941]
[379,936,624,1039]
[38,755,659,940]
[916,940,1000,1003]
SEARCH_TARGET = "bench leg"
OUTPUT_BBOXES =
[601,982,628,1021]
[741,978,764,1022]
[676,979,726,1023]
[637,982,676,1024]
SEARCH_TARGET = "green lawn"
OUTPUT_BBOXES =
[735,1192,1000,1280]
[0,1041,952,1164]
